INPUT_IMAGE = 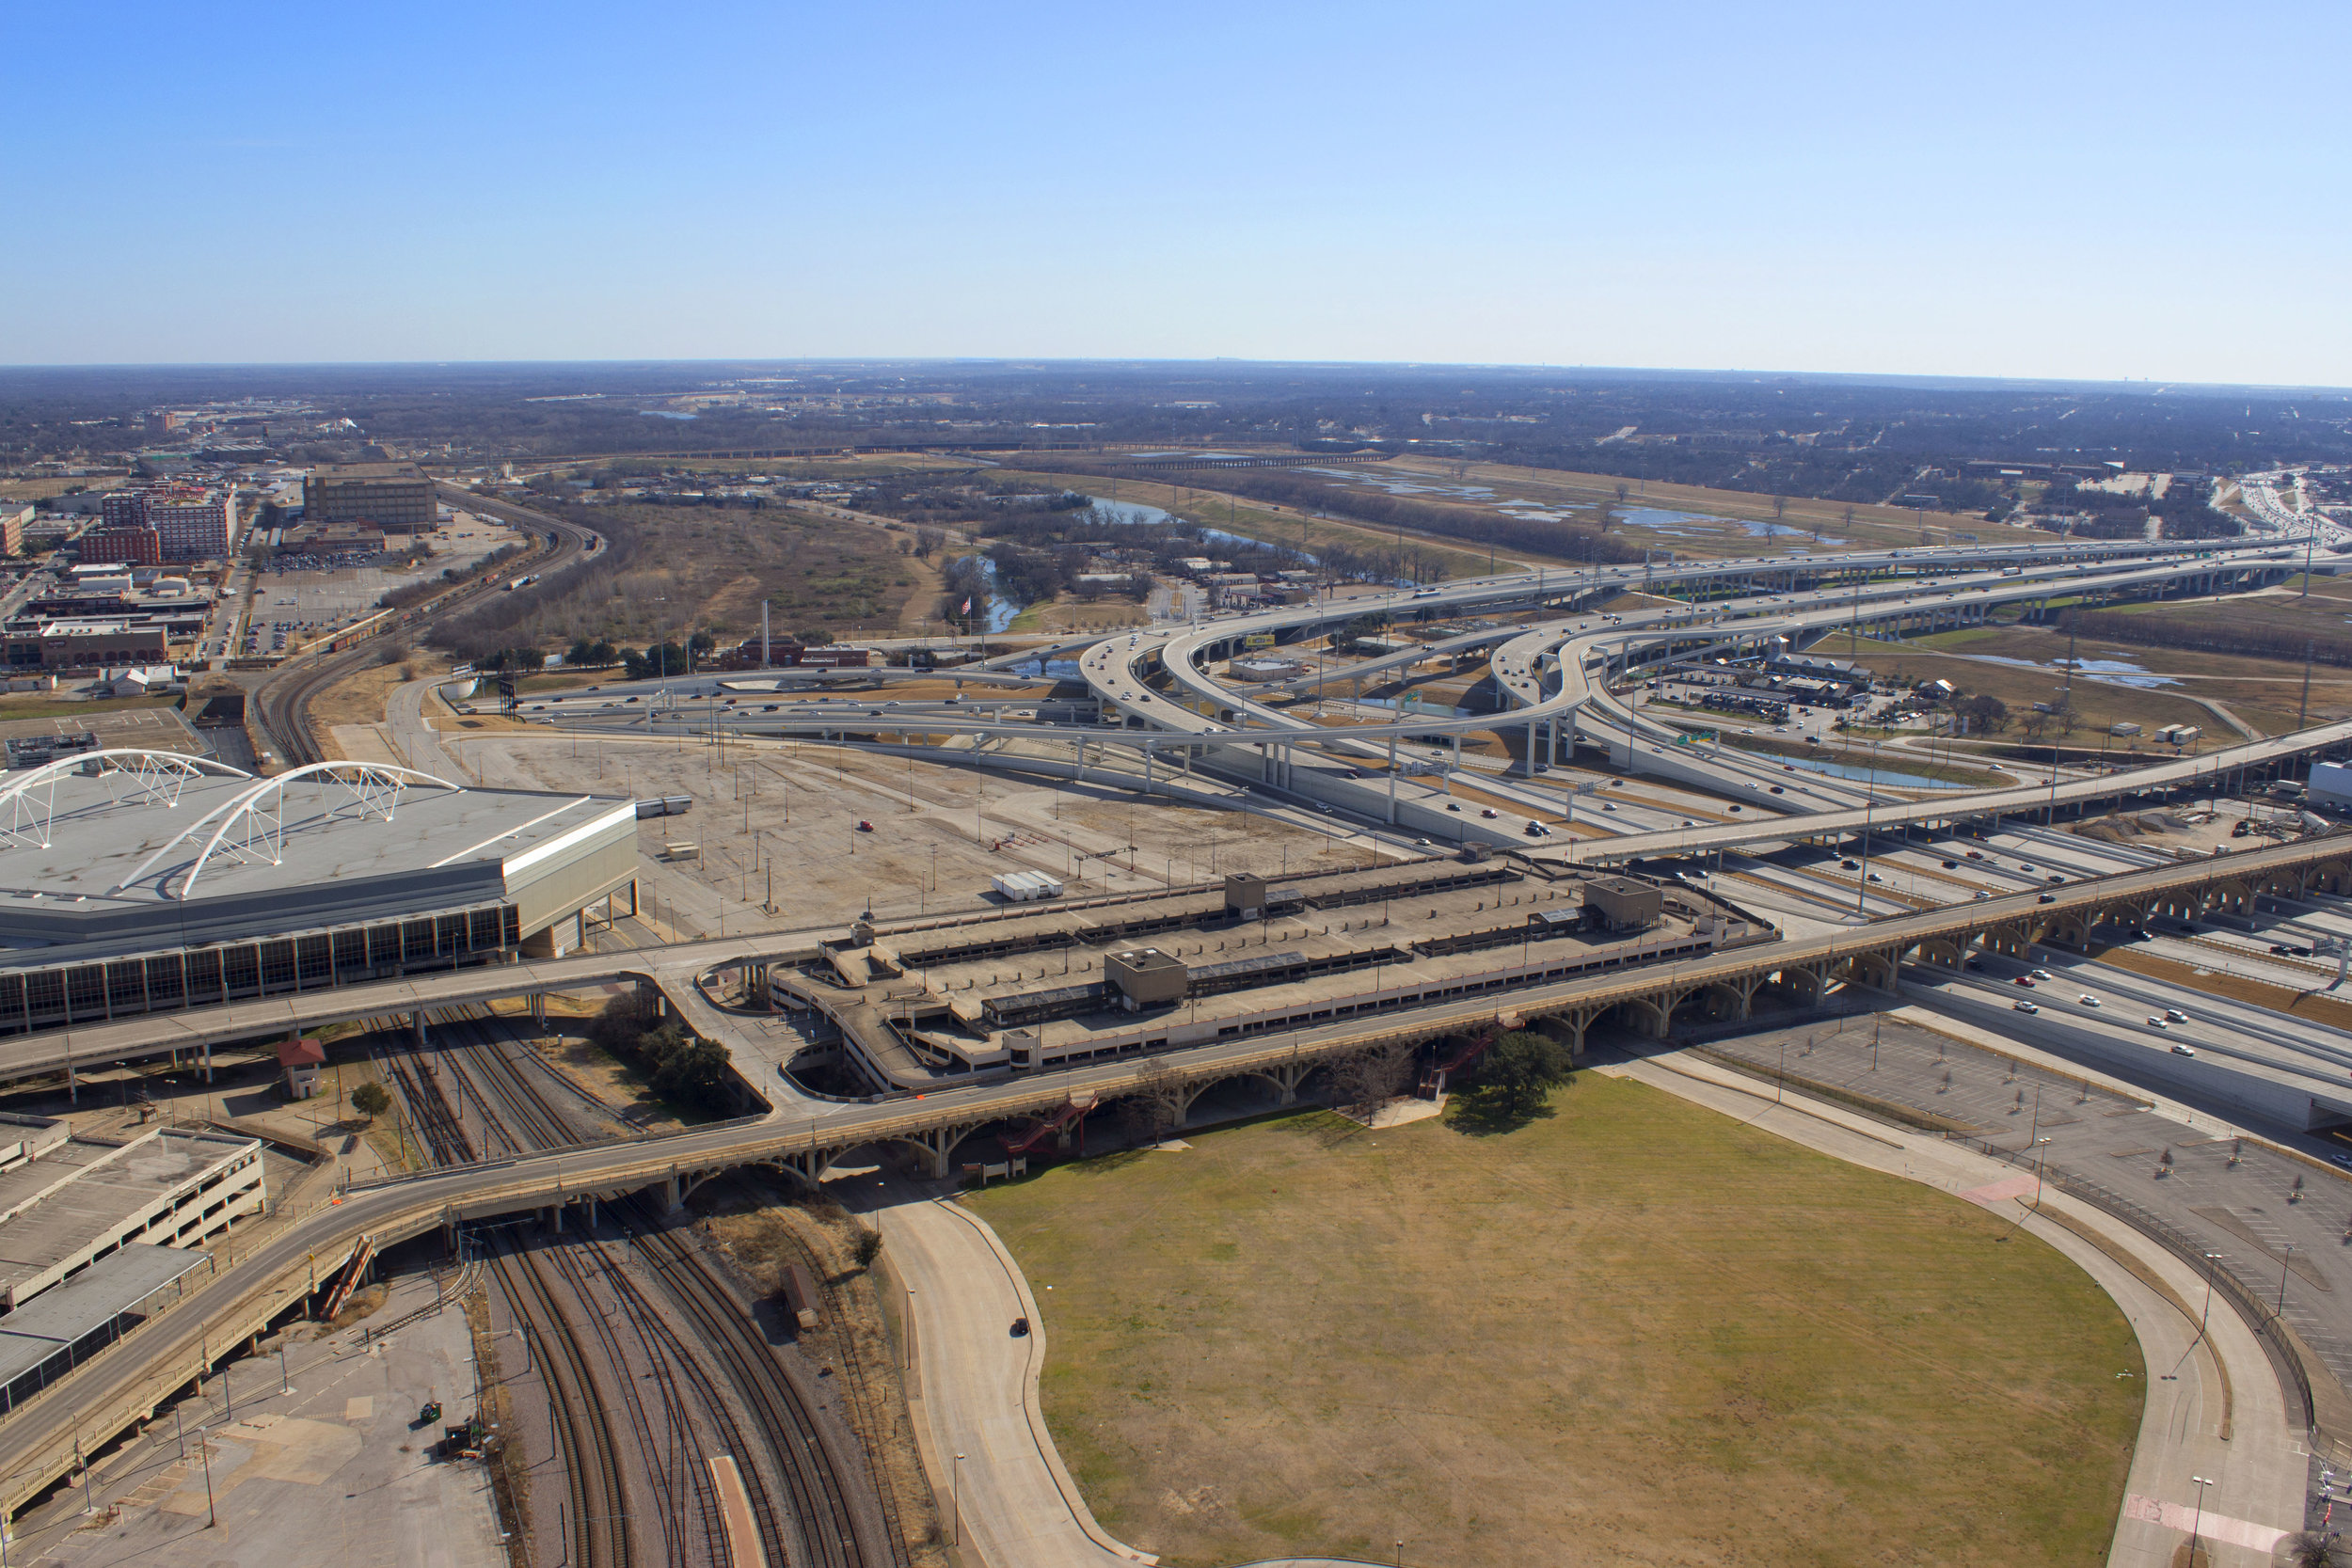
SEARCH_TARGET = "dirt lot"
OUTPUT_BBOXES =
[966,1076,2140,1568]
[450,732,1382,935]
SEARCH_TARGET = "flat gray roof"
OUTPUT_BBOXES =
[0,763,632,966]
[0,1128,259,1299]
[0,1243,207,1386]
[309,463,427,482]
[0,769,619,907]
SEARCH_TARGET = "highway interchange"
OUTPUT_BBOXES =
[10,523,2352,1560]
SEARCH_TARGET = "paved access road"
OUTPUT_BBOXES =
[841,1165,1153,1568]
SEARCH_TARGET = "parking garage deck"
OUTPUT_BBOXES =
[799,864,1767,1086]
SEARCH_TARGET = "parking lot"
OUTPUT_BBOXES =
[239,513,523,658]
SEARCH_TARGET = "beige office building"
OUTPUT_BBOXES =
[304,463,436,532]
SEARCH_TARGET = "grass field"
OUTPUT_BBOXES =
[991,466,1534,578]
[1375,455,2053,556]
[967,1077,2142,1568]
[1823,629,2242,741]
[1888,620,2352,738]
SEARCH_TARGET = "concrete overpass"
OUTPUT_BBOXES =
[2,830,2349,1526]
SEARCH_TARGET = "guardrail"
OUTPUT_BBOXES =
[1943,1131,2328,1447]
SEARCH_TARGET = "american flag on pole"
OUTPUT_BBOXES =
[961,597,972,614]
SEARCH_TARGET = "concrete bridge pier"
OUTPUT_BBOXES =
[913,1123,976,1179]
[409,1012,427,1047]
[1534,1002,1607,1060]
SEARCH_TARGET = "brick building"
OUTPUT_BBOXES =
[77,526,162,567]
[98,486,236,562]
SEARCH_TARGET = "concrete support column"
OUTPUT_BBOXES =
[409,1012,427,1047]
[1388,738,1398,824]
[202,1040,214,1083]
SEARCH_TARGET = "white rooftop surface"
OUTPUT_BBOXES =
[0,769,629,908]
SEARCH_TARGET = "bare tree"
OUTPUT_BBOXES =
[1328,1038,1418,1119]
[1117,1060,1184,1146]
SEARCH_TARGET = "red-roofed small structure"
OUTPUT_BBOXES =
[277,1036,326,1099]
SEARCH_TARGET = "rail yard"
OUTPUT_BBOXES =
[0,496,2347,1567]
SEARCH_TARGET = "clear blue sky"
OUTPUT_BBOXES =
[7,2,2345,384]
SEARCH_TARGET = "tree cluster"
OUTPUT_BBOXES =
[586,992,736,1116]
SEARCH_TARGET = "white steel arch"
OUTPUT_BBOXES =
[0,749,253,852]
[110,761,462,900]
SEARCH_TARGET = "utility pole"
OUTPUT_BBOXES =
[2300,637,2315,729]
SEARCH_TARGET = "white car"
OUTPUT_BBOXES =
[2079,994,2101,1008]
[2013,1000,2040,1014]
[2147,1016,2168,1029]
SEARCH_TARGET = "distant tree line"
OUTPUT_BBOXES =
[2062,608,2352,668]
[1041,464,1650,568]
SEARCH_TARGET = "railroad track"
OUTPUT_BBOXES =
[378,1031,638,1568]
[251,489,593,769]
[421,1005,897,1567]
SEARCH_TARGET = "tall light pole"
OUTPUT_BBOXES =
[2186,1474,2214,1566]
[1854,739,1883,918]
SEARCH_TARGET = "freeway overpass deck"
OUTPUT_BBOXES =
[0,829,2348,1528]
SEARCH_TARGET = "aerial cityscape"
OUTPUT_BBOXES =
[5,6,2351,1568]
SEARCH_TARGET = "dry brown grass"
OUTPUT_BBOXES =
[2082,943,2352,1031]
[310,650,452,736]
[968,1079,2141,1568]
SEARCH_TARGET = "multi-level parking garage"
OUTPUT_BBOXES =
[6,531,2352,1543]
[487,532,2352,1117]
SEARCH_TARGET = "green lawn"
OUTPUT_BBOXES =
[967,1076,2142,1568]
